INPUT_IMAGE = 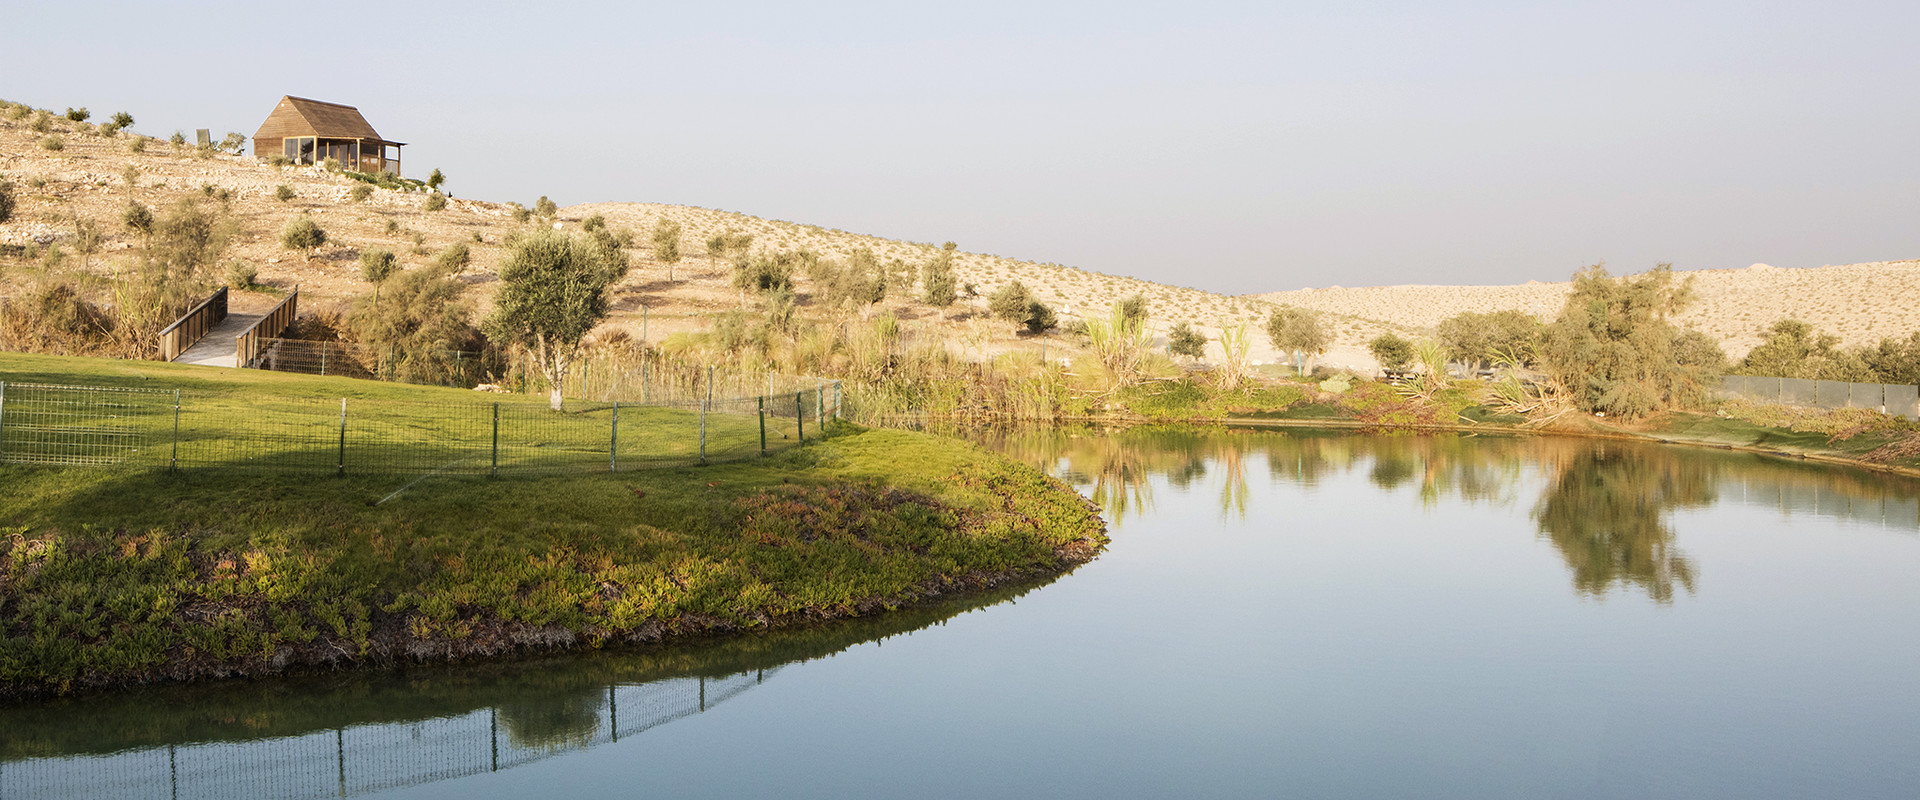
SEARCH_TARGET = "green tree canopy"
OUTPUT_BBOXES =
[1167,321,1207,360]
[650,217,683,277]
[349,265,480,385]
[1367,332,1415,372]
[1265,306,1328,374]
[485,230,627,410]
[921,242,958,309]
[1437,309,1544,369]
[1540,264,1722,419]
[1733,318,1872,381]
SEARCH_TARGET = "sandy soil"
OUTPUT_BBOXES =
[5,106,1910,376]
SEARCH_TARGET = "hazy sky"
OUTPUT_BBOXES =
[9,1,1918,294]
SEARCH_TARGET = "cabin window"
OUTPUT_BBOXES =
[284,137,316,164]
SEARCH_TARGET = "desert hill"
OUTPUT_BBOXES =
[5,97,1912,376]
[0,103,1335,368]
[1255,259,1920,361]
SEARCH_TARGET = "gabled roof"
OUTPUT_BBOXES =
[253,96,404,145]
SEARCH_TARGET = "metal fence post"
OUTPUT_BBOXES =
[817,386,825,431]
[609,401,619,472]
[170,389,181,472]
[758,396,767,455]
[796,391,805,442]
[0,381,7,461]
[336,399,347,477]
[491,402,500,478]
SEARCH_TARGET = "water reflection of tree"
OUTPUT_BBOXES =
[497,689,604,750]
[1532,446,1712,603]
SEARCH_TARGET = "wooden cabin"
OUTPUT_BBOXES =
[252,95,404,175]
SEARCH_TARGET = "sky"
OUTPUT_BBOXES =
[8,1,1919,295]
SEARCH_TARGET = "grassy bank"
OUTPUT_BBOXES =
[0,356,1106,698]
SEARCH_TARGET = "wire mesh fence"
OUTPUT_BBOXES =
[0,670,777,800]
[251,338,495,388]
[0,377,844,476]
[1720,375,1920,420]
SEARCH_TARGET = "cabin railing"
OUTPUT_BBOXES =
[236,288,299,368]
[160,287,229,361]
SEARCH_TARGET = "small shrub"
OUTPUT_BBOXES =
[583,213,606,232]
[64,107,89,122]
[219,132,245,153]
[534,196,557,217]
[385,219,400,234]
[0,181,14,224]
[268,154,290,168]
[423,191,447,212]
[432,242,471,274]
[225,260,258,289]
[274,184,295,202]
[510,203,531,223]
[360,248,399,285]
[122,202,153,236]
[322,157,342,171]
[128,136,147,153]
[110,111,134,129]
[39,136,63,151]
[349,184,372,202]
[427,168,445,190]
[29,110,52,133]
[6,104,27,120]
[169,131,185,147]
[280,217,327,259]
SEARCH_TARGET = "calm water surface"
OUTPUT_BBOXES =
[5,427,1919,799]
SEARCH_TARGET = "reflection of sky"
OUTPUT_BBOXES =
[377,436,1920,799]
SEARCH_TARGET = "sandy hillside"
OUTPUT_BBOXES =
[1256,260,1920,361]
[10,99,1906,377]
[0,103,1349,370]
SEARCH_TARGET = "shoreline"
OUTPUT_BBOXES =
[0,427,1110,701]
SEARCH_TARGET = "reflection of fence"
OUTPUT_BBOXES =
[0,377,843,475]
[236,288,299,368]
[1720,375,1920,420]
[252,338,492,387]
[0,670,775,800]
[1725,474,1920,532]
[159,287,228,361]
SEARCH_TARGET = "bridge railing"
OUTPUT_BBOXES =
[159,287,229,361]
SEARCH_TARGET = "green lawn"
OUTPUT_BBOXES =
[0,352,822,474]
[0,352,1106,696]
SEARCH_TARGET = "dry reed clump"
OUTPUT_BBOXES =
[0,282,119,355]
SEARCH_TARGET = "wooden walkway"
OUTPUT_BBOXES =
[172,313,262,368]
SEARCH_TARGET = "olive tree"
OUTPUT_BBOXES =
[1367,332,1415,373]
[921,242,958,311]
[485,230,628,410]
[1167,321,1207,360]
[651,218,683,279]
[1265,306,1328,375]
[988,280,1055,333]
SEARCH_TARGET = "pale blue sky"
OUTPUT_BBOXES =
[9,1,1917,294]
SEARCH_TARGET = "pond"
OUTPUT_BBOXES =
[4,426,1918,799]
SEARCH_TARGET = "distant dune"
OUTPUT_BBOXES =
[1254,260,1920,361]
